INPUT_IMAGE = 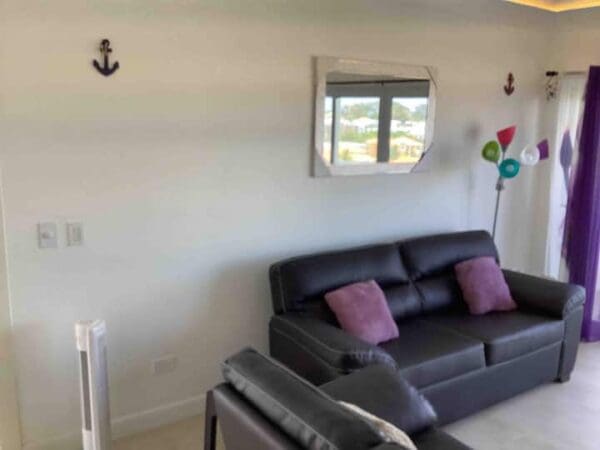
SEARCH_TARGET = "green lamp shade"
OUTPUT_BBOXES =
[499,158,521,178]
[482,141,501,163]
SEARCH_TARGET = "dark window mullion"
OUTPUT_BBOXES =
[331,97,340,164]
[377,90,392,163]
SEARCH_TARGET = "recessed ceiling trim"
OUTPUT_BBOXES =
[506,0,600,12]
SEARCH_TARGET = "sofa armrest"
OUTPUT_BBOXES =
[321,365,437,435]
[503,269,585,319]
[503,270,584,381]
[270,314,397,376]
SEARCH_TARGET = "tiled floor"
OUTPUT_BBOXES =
[445,343,600,450]
[114,344,600,450]
[113,416,208,450]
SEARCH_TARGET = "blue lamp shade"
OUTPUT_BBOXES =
[499,158,521,179]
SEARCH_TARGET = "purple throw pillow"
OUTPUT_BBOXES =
[455,256,517,315]
[325,280,399,345]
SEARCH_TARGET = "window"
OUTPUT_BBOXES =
[324,80,429,167]
[390,97,428,164]
[335,97,380,164]
[323,96,333,163]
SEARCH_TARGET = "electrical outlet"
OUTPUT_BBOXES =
[152,355,178,376]
[66,222,84,246]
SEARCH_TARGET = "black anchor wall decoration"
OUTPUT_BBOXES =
[504,72,515,96]
[93,39,120,77]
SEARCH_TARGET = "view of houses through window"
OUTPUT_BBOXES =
[389,98,428,163]
[323,84,428,166]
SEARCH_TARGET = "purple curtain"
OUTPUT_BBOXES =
[564,66,600,342]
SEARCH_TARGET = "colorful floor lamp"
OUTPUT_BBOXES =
[481,126,549,239]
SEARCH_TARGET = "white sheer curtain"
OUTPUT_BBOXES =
[544,74,586,280]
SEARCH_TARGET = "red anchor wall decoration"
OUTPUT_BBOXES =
[93,39,120,77]
[504,73,515,96]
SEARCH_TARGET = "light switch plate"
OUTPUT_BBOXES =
[38,222,58,249]
[66,222,84,246]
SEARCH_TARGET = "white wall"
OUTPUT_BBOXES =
[0,0,553,447]
[551,7,600,69]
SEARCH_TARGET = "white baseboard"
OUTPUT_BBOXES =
[112,393,205,438]
[22,432,80,450]
[23,394,206,450]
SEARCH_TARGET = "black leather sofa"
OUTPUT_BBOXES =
[269,230,585,424]
[205,348,470,450]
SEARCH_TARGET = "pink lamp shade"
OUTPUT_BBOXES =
[497,126,517,151]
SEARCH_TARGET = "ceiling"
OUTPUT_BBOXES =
[506,0,600,11]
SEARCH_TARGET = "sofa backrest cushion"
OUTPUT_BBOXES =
[270,244,416,321]
[269,230,498,321]
[400,231,498,314]
[222,348,384,450]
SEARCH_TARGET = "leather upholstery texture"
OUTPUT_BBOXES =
[268,230,585,428]
[222,348,384,450]
[400,231,498,313]
[270,244,409,317]
[380,320,485,388]
[207,349,468,450]
[502,269,585,378]
[412,429,472,450]
[270,313,397,385]
[208,385,302,450]
[423,311,564,365]
[422,342,561,424]
[503,269,585,318]
[320,365,437,435]
[270,231,499,321]
[399,231,499,280]
[559,306,584,381]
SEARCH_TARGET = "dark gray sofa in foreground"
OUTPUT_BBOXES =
[269,230,585,424]
[205,348,469,450]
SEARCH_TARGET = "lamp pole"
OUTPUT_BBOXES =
[492,146,507,240]
[492,176,505,240]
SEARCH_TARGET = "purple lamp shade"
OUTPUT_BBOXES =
[537,139,550,161]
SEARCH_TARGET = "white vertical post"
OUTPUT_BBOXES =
[76,320,112,450]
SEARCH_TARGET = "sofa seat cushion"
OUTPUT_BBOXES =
[379,320,485,389]
[422,311,565,366]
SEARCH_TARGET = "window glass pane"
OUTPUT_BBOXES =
[336,97,380,164]
[323,96,333,163]
[389,98,428,164]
